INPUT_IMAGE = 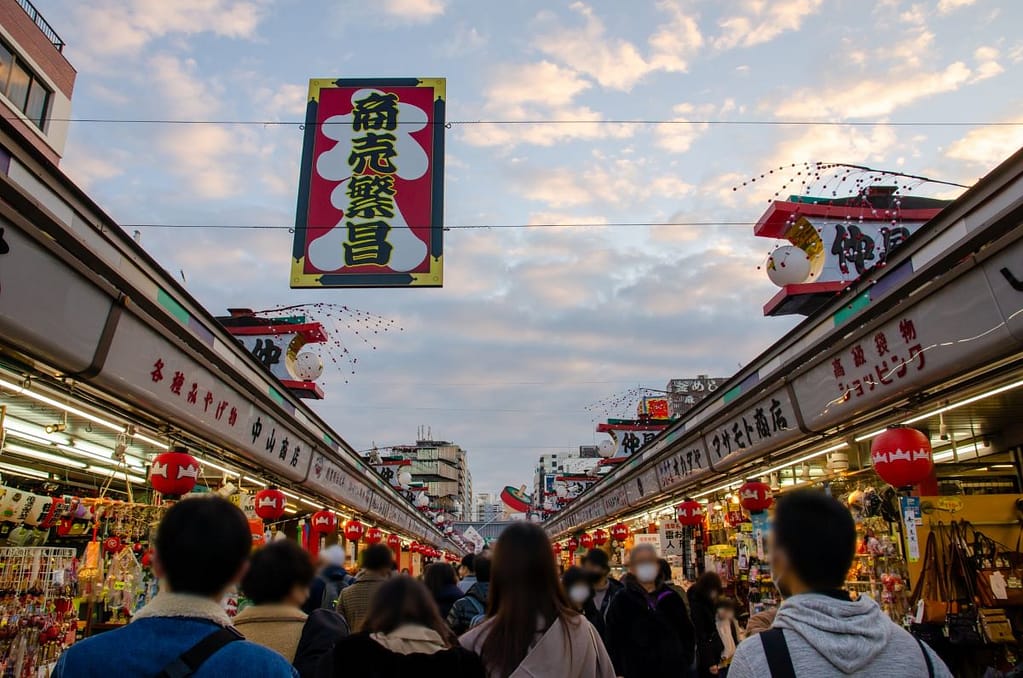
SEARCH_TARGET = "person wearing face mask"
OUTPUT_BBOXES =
[728,490,951,678]
[688,572,724,678]
[581,549,622,642]
[605,544,695,678]
[562,567,596,616]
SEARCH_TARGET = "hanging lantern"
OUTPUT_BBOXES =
[611,523,630,542]
[344,519,365,542]
[580,532,594,550]
[553,542,563,555]
[365,527,383,545]
[253,488,287,521]
[102,536,123,554]
[149,448,200,497]
[386,533,401,549]
[567,537,580,552]
[410,541,421,554]
[310,510,337,533]
[593,529,609,546]
[871,427,934,488]
[676,499,705,527]
[740,481,773,513]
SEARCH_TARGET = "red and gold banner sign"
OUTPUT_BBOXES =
[291,78,446,288]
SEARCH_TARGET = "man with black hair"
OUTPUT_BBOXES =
[581,548,622,641]
[729,490,951,678]
[457,553,477,593]
[53,497,296,677]
[337,543,394,632]
[447,556,490,635]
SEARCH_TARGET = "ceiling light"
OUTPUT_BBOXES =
[760,442,848,476]
[56,443,145,470]
[0,462,49,479]
[0,378,124,434]
[200,458,238,476]
[3,442,88,469]
[133,433,168,450]
[243,476,267,488]
[4,418,71,445]
[86,465,147,485]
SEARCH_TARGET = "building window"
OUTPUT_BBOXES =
[0,38,51,129]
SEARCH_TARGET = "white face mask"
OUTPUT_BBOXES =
[568,584,590,605]
[635,563,659,583]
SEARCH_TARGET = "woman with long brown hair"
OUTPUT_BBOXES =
[460,523,614,678]
[321,576,485,677]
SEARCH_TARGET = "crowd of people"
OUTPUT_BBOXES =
[51,490,955,677]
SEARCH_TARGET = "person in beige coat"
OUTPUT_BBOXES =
[460,523,614,678]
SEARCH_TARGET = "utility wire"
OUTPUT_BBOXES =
[123,221,759,231]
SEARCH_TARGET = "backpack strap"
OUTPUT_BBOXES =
[155,627,244,678]
[915,637,935,678]
[760,628,796,678]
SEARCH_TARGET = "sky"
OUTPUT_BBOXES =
[37,0,1023,498]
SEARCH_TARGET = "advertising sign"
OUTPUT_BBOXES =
[292,78,446,288]
[659,520,684,557]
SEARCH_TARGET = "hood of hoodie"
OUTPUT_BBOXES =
[773,593,893,673]
[371,624,448,655]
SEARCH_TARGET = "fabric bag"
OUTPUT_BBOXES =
[979,608,1015,644]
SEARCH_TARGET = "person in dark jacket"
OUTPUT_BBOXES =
[293,610,349,678]
[319,576,485,678]
[605,544,696,678]
[447,556,490,635]
[688,571,724,678]
[562,566,595,613]
[303,545,355,614]
[582,548,623,642]
[424,562,464,619]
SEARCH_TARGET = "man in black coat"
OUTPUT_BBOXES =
[582,548,624,642]
[605,544,696,678]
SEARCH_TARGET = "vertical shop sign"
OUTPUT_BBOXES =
[633,533,661,555]
[900,496,922,562]
[750,511,770,561]
[659,521,684,557]
[292,78,446,288]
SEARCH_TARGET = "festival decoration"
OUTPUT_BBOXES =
[676,499,705,526]
[365,527,383,545]
[553,542,563,556]
[387,534,401,549]
[149,448,200,497]
[766,245,811,286]
[567,537,580,553]
[579,533,594,550]
[311,510,337,533]
[344,519,365,542]
[102,536,122,554]
[253,488,288,521]
[739,481,773,513]
[870,427,933,488]
[611,523,630,542]
[593,529,609,546]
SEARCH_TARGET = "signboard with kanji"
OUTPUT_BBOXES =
[659,520,685,557]
[291,78,446,288]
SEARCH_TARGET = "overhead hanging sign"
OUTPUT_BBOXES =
[291,77,446,288]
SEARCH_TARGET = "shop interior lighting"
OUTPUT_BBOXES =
[759,443,848,477]
[132,433,169,450]
[0,462,50,479]
[933,442,984,463]
[4,418,70,445]
[86,465,147,485]
[56,443,146,470]
[243,476,268,488]
[284,507,297,515]
[993,464,1016,469]
[279,489,321,508]
[3,443,88,469]
[44,422,66,435]
[199,458,239,476]
[854,378,1023,443]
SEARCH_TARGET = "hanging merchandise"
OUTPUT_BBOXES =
[870,427,933,488]
[253,488,287,521]
[149,447,200,498]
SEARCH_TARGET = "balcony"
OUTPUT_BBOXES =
[15,0,63,52]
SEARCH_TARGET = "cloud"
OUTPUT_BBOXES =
[945,123,1023,168]
[656,103,713,153]
[380,0,447,22]
[973,46,1004,80]
[713,0,823,50]
[533,1,703,91]
[938,0,976,13]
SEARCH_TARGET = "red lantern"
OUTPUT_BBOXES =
[676,499,704,526]
[149,448,200,497]
[611,523,630,542]
[387,534,401,549]
[344,520,365,542]
[593,529,609,546]
[253,488,287,521]
[365,527,383,545]
[567,537,580,552]
[102,536,122,554]
[553,542,563,555]
[740,481,773,513]
[310,510,337,533]
[871,427,933,488]
[580,532,594,550]
[410,541,421,554]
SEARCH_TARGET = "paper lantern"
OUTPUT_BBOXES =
[740,481,773,513]
[102,536,123,554]
[580,533,594,550]
[766,245,811,286]
[150,448,200,497]
[310,510,337,533]
[553,542,563,555]
[410,542,421,554]
[567,537,580,552]
[676,500,704,526]
[344,519,365,542]
[871,427,933,488]
[593,529,609,546]
[611,523,630,542]
[365,527,383,545]
[387,534,401,549]
[253,488,287,521]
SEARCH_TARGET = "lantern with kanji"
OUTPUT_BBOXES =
[387,533,401,549]
[740,481,773,513]
[410,541,421,554]
[593,529,609,546]
[567,537,580,553]
[871,427,933,488]
[611,523,630,542]
[149,447,200,497]
[676,499,704,526]
[310,510,337,534]
[344,520,365,542]
[580,532,594,550]
[365,527,383,545]
[553,542,563,556]
[254,488,287,521]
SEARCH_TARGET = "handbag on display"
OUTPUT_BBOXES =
[911,531,949,624]
[979,608,1016,644]
[946,522,985,646]
[970,523,1023,608]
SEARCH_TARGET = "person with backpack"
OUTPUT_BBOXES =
[337,543,393,632]
[605,543,696,678]
[728,490,952,678]
[304,545,355,614]
[425,562,464,619]
[52,497,296,677]
[447,556,490,634]
[457,554,477,593]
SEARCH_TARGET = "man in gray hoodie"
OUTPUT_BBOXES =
[728,489,952,678]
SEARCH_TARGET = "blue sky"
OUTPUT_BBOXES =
[38,0,1023,497]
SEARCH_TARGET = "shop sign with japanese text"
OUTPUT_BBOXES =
[980,236,1023,344]
[602,491,625,516]
[792,263,1017,431]
[659,521,685,557]
[704,389,799,467]
[292,78,446,288]
[626,468,662,506]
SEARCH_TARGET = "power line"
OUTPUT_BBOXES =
[123,220,758,231]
